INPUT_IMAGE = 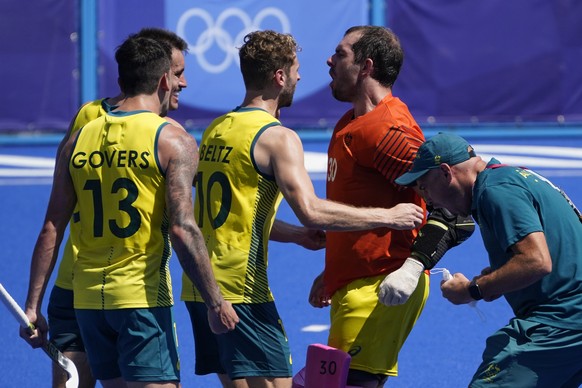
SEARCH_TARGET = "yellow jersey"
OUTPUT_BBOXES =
[69,110,172,309]
[181,107,283,304]
[54,99,115,290]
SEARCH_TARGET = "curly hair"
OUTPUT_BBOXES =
[345,26,403,88]
[239,30,299,90]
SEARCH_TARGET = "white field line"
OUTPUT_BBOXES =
[2,144,582,183]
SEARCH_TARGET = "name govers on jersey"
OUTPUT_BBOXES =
[70,150,151,169]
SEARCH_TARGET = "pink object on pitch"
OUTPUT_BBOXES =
[292,343,360,388]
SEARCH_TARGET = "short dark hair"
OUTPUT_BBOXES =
[345,26,403,87]
[135,27,188,53]
[115,37,172,96]
[239,30,299,90]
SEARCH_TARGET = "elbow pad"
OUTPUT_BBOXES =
[410,208,475,269]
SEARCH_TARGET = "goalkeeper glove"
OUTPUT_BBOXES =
[377,209,474,306]
[378,258,424,306]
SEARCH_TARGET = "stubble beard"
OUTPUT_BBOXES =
[279,84,296,109]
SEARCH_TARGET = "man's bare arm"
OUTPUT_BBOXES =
[441,232,552,304]
[160,125,221,305]
[270,219,326,250]
[254,126,423,231]
[158,125,238,332]
[472,231,552,301]
[22,135,77,347]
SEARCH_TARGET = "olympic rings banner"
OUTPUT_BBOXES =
[98,0,368,130]
[3,0,581,133]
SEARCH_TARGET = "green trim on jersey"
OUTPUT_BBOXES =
[181,107,283,304]
[70,110,173,309]
[250,122,280,181]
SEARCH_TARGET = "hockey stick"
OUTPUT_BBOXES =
[0,283,79,388]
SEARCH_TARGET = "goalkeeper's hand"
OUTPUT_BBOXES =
[377,208,475,306]
[410,208,475,270]
[378,258,424,306]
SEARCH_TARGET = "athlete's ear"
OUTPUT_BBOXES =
[274,68,285,87]
[159,72,171,92]
[440,163,453,181]
[361,58,374,77]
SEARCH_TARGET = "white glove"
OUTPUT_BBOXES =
[378,258,424,306]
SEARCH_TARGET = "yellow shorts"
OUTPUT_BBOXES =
[328,272,429,376]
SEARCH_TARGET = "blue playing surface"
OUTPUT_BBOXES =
[1,134,582,387]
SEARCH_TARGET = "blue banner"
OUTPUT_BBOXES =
[98,0,368,129]
[386,0,582,125]
[0,0,78,132]
[3,0,580,133]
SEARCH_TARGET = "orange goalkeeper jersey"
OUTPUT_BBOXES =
[324,93,426,295]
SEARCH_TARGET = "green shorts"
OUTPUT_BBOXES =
[185,301,292,379]
[76,307,180,382]
[47,286,85,352]
[471,318,582,387]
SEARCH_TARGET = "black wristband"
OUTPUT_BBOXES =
[468,279,483,301]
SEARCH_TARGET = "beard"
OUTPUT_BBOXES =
[330,79,355,103]
[279,82,296,108]
[331,87,349,102]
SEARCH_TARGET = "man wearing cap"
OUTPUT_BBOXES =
[396,132,582,387]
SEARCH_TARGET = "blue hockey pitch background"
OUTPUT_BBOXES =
[1,133,582,387]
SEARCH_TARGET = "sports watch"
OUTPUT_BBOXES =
[468,279,483,301]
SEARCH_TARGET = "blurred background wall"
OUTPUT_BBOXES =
[1,0,580,134]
